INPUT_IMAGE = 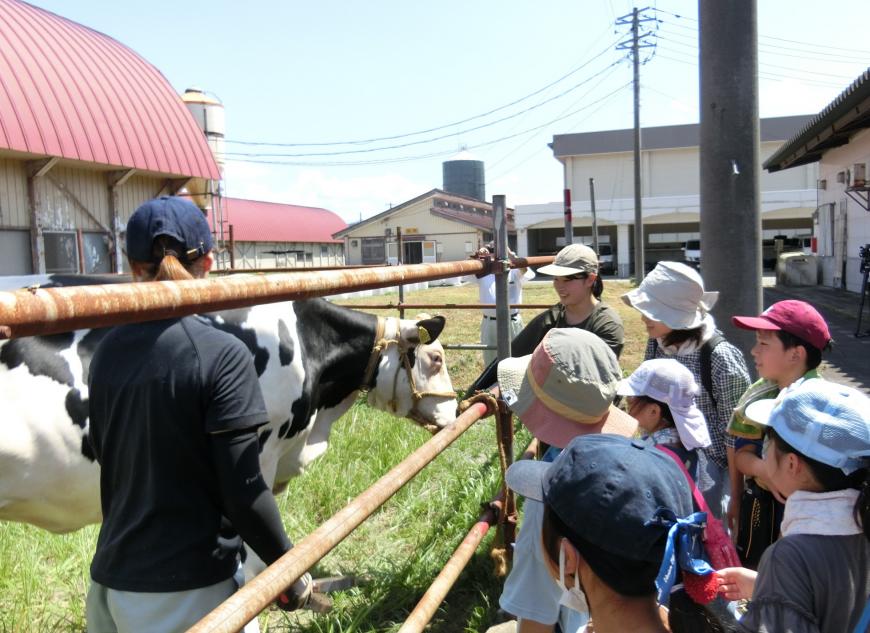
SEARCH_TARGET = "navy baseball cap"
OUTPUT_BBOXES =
[126,196,213,263]
[507,434,693,593]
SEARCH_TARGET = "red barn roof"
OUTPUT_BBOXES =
[0,0,220,179]
[223,198,346,243]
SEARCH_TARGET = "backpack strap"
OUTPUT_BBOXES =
[656,445,711,516]
[700,333,725,408]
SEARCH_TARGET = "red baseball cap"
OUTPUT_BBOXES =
[732,300,831,351]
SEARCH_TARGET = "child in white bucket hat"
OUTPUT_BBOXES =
[716,380,870,633]
[618,359,713,507]
[622,261,750,523]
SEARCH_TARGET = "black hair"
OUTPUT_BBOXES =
[770,428,870,541]
[633,395,674,426]
[662,326,704,349]
[591,274,604,300]
[774,330,823,370]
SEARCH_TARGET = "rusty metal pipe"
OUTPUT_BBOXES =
[0,260,490,339]
[186,400,489,633]
[398,506,497,633]
[334,303,554,311]
[397,436,537,633]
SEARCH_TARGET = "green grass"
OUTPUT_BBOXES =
[0,279,645,633]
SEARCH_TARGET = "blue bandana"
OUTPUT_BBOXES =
[646,507,713,604]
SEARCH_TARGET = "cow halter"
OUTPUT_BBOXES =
[361,316,456,430]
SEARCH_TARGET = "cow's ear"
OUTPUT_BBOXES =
[415,315,445,343]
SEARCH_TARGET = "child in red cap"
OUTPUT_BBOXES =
[726,299,832,567]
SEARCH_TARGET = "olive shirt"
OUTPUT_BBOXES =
[467,302,624,392]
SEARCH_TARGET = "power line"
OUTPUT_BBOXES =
[655,51,850,89]
[222,83,632,168]
[221,57,628,159]
[656,33,859,81]
[223,36,624,148]
[651,7,870,56]
[658,24,869,65]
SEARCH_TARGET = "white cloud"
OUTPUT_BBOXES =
[222,162,428,223]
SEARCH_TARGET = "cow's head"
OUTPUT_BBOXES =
[367,315,457,431]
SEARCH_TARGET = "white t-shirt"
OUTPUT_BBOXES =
[475,268,535,318]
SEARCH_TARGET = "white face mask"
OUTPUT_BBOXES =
[556,539,589,614]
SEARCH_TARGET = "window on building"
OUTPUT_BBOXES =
[361,237,386,264]
[320,245,329,256]
[44,232,79,274]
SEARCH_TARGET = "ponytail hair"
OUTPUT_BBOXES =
[591,274,604,300]
[130,235,209,282]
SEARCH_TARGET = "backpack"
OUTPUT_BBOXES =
[652,333,725,407]
[656,445,741,570]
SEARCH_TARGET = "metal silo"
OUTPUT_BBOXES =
[443,151,485,201]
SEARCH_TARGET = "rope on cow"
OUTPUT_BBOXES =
[457,390,498,418]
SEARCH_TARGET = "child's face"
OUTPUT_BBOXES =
[751,330,799,381]
[640,315,672,340]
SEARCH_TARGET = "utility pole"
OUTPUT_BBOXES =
[562,187,573,246]
[617,7,656,283]
[699,0,760,355]
[589,178,600,256]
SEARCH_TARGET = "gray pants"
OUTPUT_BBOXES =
[86,577,237,633]
[480,315,524,366]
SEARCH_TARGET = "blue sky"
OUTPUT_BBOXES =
[27,1,870,223]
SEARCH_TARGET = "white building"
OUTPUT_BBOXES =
[764,70,870,293]
[516,115,817,276]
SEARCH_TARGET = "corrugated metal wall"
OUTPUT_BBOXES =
[233,241,344,269]
[0,158,28,228]
[0,158,174,273]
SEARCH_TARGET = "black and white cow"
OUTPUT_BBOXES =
[0,282,457,535]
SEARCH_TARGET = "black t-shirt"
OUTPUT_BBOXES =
[87,315,269,592]
[468,302,625,392]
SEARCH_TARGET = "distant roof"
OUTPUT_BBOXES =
[224,198,346,243]
[333,188,514,238]
[0,0,219,179]
[764,69,870,172]
[551,115,814,158]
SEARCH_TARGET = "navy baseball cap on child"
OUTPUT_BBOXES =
[507,434,695,595]
[126,196,213,263]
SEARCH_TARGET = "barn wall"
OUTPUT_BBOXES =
[232,241,345,269]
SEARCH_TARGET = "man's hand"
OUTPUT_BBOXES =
[275,572,313,611]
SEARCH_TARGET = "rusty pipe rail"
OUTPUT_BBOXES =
[187,400,490,633]
[397,437,537,633]
[333,303,554,311]
[0,260,489,339]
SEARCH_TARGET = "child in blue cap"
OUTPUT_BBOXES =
[716,380,870,633]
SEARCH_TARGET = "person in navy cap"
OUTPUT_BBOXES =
[86,197,310,633]
[506,433,729,633]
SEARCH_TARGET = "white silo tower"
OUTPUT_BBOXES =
[180,87,227,264]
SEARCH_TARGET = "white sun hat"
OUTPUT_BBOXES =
[621,261,719,330]
[617,358,711,450]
